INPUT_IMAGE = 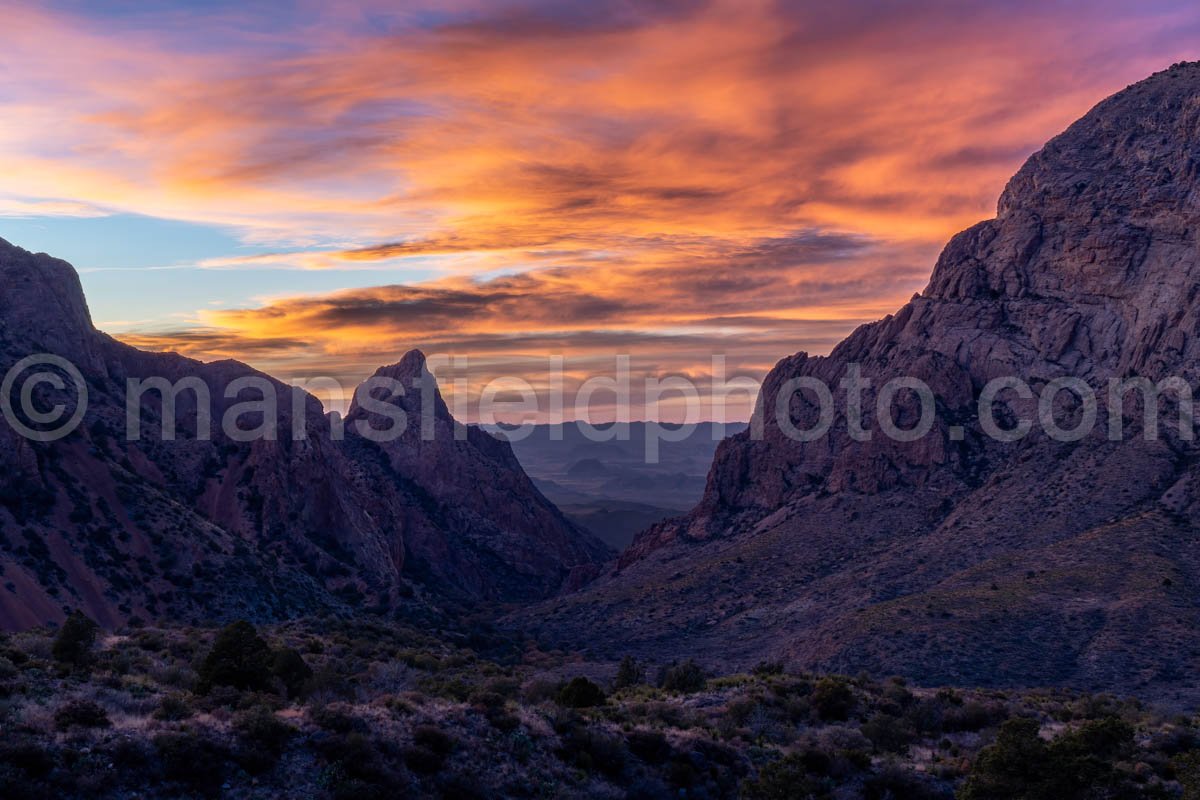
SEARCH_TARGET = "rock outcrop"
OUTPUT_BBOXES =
[522,63,1200,701]
[0,244,610,629]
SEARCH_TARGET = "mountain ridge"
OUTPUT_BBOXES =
[516,62,1200,702]
[0,240,611,629]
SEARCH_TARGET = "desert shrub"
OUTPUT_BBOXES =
[153,693,194,721]
[1175,750,1200,799]
[522,678,560,704]
[944,701,1002,732]
[797,749,833,776]
[233,706,297,774]
[153,730,229,794]
[936,687,964,705]
[52,611,98,670]
[753,661,786,677]
[880,680,915,712]
[438,772,490,800]
[1150,725,1199,756]
[811,677,855,721]
[198,621,272,692]
[660,660,707,694]
[53,698,111,731]
[482,676,521,699]
[0,735,56,782]
[959,716,1135,800]
[486,706,521,732]
[413,725,457,757]
[404,728,456,776]
[105,736,153,771]
[233,706,296,751]
[468,690,506,711]
[557,676,606,708]
[861,712,916,754]
[556,724,627,777]
[133,630,167,653]
[271,646,313,698]
[862,765,944,800]
[728,696,765,725]
[195,684,243,712]
[740,753,829,799]
[418,675,474,702]
[380,695,415,716]
[315,730,402,792]
[958,718,1051,799]
[904,697,945,735]
[469,693,518,731]
[627,729,672,764]
[403,744,447,775]
[311,704,369,734]
[615,656,644,689]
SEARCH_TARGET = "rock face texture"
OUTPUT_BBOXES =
[522,63,1200,701]
[0,247,610,629]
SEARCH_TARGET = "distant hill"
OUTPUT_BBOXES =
[493,421,747,549]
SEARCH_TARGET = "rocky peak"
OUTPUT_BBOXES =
[0,237,105,374]
[998,61,1200,227]
[928,61,1200,307]
[347,348,452,423]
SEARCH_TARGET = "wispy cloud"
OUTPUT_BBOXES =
[3,0,1199,418]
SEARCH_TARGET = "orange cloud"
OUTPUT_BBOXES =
[2,1,1198,419]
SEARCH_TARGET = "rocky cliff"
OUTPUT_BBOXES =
[0,246,610,629]
[521,62,1200,701]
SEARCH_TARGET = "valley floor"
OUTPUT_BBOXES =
[0,617,1196,799]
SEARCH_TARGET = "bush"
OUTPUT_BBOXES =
[959,716,1136,800]
[198,621,273,692]
[740,753,827,799]
[811,677,855,722]
[557,676,606,708]
[413,725,457,757]
[311,704,369,734]
[753,661,785,677]
[863,766,942,800]
[861,713,915,754]
[53,698,111,731]
[233,706,296,774]
[403,745,446,775]
[153,694,194,721]
[314,730,402,791]
[614,656,643,689]
[404,728,456,777]
[52,611,98,670]
[271,646,313,698]
[234,706,296,752]
[660,660,707,694]
[627,730,672,764]
[153,731,229,794]
[557,724,628,777]
[522,678,560,704]
[944,701,999,732]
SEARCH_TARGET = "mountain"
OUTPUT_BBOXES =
[0,245,610,629]
[520,62,1200,701]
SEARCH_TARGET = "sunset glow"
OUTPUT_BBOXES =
[3,0,1198,420]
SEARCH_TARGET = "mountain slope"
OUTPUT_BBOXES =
[519,62,1200,701]
[0,244,610,629]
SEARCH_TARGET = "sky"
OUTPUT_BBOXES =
[1,0,1198,422]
